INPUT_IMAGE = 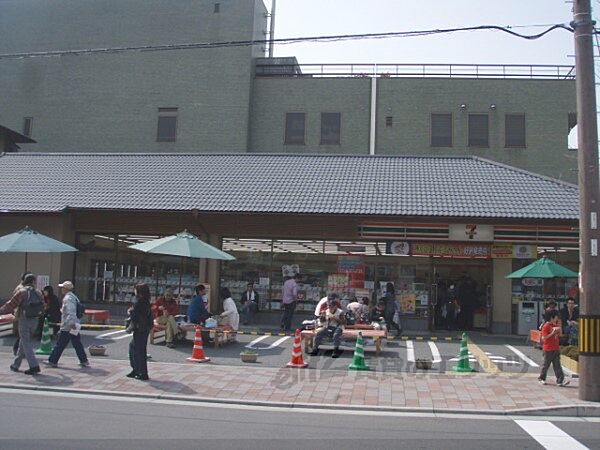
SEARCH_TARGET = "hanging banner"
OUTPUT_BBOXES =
[449,224,494,241]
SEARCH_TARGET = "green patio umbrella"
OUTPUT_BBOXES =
[506,257,578,279]
[0,226,78,271]
[128,230,235,295]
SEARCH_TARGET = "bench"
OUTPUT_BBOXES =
[150,320,196,345]
[301,328,387,355]
[206,327,237,348]
[84,309,110,324]
[0,314,15,337]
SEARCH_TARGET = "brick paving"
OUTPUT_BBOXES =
[0,353,597,414]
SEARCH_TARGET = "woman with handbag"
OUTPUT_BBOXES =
[126,283,153,381]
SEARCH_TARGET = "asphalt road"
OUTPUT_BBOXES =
[0,329,545,375]
[0,390,597,450]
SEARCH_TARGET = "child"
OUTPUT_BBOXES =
[538,310,570,387]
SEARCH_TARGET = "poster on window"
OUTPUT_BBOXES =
[327,274,348,291]
[36,275,50,292]
[399,293,416,314]
[282,264,300,278]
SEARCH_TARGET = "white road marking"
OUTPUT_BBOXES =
[245,335,270,349]
[506,345,540,367]
[514,420,590,449]
[111,333,132,341]
[427,341,442,364]
[97,329,127,338]
[261,336,290,349]
[406,340,415,362]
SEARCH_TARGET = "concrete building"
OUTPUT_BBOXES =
[0,0,578,182]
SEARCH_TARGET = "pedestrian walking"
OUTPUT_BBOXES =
[126,283,153,381]
[538,310,570,387]
[0,273,43,375]
[46,281,90,368]
[383,282,402,335]
[280,273,302,332]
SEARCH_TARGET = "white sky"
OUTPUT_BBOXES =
[269,0,578,65]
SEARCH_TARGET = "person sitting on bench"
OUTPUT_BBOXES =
[309,296,346,358]
[152,288,180,348]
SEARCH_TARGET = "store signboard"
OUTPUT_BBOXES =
[386,241,411,255]
[491,244,537,259]
[411,242,491,258]
[449,224,494,241]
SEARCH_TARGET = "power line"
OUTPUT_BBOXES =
[0,23,575,60]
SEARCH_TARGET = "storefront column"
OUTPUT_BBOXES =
[206,234,222,312]
[492,258,512,334]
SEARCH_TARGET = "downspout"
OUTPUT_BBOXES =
[369,65,377,155]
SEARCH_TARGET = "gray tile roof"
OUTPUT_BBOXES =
[0,153,579,219]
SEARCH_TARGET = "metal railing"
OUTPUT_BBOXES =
[255,63,576,80]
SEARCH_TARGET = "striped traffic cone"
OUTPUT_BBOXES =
[348,331,370,371]
[286,329,308,368]
[186,326,210,363]
[35,318,53,355]
[452,332,475,372]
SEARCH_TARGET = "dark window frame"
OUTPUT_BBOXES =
[505,113,526,148]
[320,112,341,145]
[156,107,178,142]
[468,113,489,148]
[284,112,306,145]
[22,117,33,137]
[430,113,453,147]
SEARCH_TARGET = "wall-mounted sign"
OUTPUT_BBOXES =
[386,241,411,255]
[449,224,494,242]
[411,242,491,258]
[491,244,537,259]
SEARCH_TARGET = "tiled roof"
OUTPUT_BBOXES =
[0,153,579,219]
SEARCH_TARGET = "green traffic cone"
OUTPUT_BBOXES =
[452,332,475,372]
[348,331,370,371]
[35,318,53,355]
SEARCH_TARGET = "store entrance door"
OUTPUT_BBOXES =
[432,260,492,331]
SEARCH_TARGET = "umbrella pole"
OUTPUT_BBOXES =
[24,252,28,273]
[178,256,184,298]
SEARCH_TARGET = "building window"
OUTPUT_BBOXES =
[320,112,341,145]
[505,114,526,147]
[213,3,220,13]
[22,117,33,137]
[468,113,489,147]
[430,113,452,147]
[284,112,305,145]
[385,116,393,127]
[157,108,178,142]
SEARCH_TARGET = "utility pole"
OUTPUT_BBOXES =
[268,0,277,58]
[572,0,600,402]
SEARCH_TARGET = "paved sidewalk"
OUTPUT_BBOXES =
[0,353,597,416]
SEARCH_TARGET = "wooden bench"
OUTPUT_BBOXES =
[206,327,237,348]
[150,321,196,345]
[84,309,110,324]
[301,328,387,355]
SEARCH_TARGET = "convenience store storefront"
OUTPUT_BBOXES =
[0,153,579,334]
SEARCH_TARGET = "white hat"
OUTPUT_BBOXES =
[58,280,74,290]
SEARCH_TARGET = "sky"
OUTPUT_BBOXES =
[269,0,578,66]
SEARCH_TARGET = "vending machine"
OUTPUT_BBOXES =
[517,300,540,335]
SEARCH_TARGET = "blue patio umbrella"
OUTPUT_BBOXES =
[0,226,78,271]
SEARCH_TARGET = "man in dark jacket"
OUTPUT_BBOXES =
[560,297,579,345]
[240,282,259,325]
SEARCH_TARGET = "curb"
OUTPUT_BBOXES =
[1,383,598,418]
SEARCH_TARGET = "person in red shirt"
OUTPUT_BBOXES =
[538,310,570,386]
[151,288,180,348]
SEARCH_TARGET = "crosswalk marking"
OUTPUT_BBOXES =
[515,420,590,450]
[245,335,270,349]
[506,344,540,367]
[406,340,415,362]
[427,341,442,364]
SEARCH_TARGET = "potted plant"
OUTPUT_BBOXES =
[240,349,258,363]
[415,358,432,370]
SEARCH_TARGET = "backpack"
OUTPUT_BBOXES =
[76,298,86,319]
[22,287,44,319]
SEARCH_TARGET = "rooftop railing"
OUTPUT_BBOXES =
[255,63,576,80]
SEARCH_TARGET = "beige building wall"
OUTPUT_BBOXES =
[492,258,513,334]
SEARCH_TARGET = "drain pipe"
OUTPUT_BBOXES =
[369,64,377,155]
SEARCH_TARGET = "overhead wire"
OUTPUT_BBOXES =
[0,23,576,60]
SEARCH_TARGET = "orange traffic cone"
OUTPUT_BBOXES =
[286,329,308,368]
[187,326,211,363]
